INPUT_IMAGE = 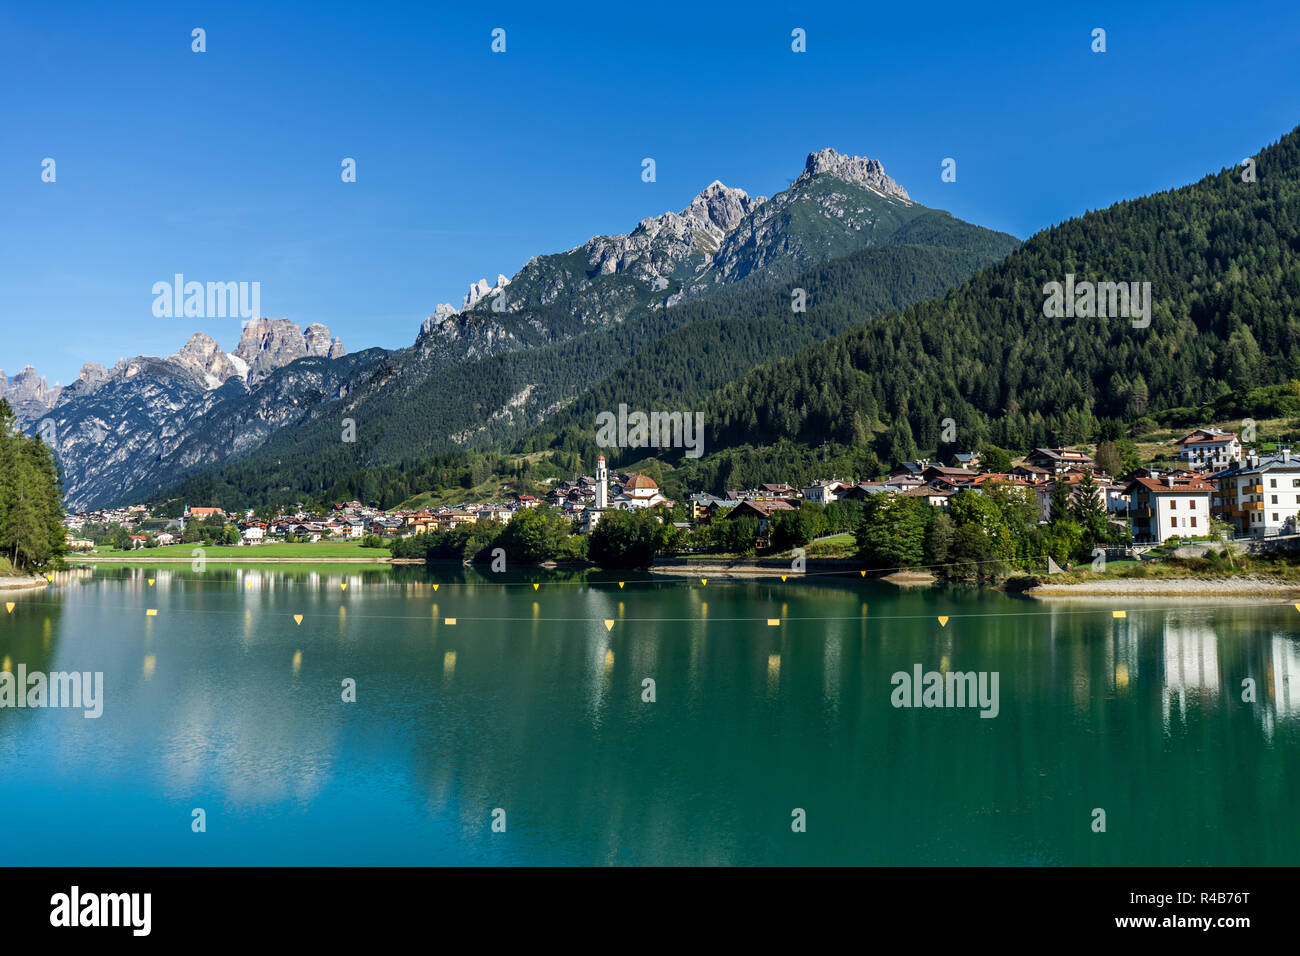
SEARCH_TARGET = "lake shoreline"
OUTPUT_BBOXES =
[650,558,863,578]
[76,555,394,564]
[1026,575,1300,597]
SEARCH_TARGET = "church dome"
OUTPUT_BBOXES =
[624,473,658,490]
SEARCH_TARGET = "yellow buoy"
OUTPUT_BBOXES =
[293,614,303,625]
[767,618,780,626]
[146,609,158,617]
[4,602,14,614]
[444,617,457,625]
[604,620,614,631]
[533,583,539,591]
[1112,610,1127,619]
[700,578,707,586]
[937,616,949,627]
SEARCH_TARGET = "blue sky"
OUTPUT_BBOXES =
[3,0,1298,384]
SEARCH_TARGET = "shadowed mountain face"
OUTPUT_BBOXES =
[25,149,1021,511]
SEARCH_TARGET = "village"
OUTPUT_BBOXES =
[57,427,1300,554]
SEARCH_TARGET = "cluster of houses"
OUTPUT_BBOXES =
[62,503,151,550]
[59,464,679,549]
[59,427,1300,551]
[688,429,1300,546]
[61,502,400,549]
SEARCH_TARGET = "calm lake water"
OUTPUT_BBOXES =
[2,565,1298,866]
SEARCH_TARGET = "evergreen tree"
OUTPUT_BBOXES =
[0,400,67,572]
[1049,479,1072,524]
[1071,470,1111,549]
[1094,441,1123,478]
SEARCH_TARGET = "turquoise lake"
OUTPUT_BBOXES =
[1,565,1298,865]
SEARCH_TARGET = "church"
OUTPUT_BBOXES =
[582,455,671,532]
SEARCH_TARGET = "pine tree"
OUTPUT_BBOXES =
[0,399,67,572]
[1049,479,1072,524]
[1070,469,1110,548]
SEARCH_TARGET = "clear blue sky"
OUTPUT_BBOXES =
[3,0,1297,384]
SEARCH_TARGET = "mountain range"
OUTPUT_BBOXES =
[155,122,1300,510]
[15,148,1020,511]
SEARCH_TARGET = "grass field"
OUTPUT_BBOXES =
[770,533,857,560]
[90,541,391,558]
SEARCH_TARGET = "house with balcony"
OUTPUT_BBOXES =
[803,480,851,504]
[1178,428,1242,471]
[724,499,796,541]
[1125,475,1215,543]
[1025,447,1096,475]
[1208,449,1300,536]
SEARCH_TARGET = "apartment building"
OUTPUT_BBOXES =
[1209,449,1300,536]
[1125,474,1215,543]
[1177,428,1242,470]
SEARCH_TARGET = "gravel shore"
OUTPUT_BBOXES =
[1028,575,1300,597]
[0,576,50,592]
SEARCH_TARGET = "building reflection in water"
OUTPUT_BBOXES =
[1261,634,1300,741]
[1160,618,1220,729]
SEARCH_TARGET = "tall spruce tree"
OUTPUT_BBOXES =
[0,399,67,572]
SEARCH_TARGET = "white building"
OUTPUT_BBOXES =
[582,457,670,531]
[595,456,608,510]
[1126,475,1215,543]
[583,456,611,533]
[803,480,846,504]
[1209,449,1300,536]
[610,473,668,510]
[242,526,265,544]
[1178,428,1242,470]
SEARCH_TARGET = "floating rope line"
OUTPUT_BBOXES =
[4,596,1300,626]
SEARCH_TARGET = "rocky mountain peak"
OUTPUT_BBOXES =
[681,180,764,234]
[421,303,460,336]
[233,317,346,384]
[76,362,110,389]
[462,274,511,310]
[796,148,911,202]
[171,332,242,388]
[0,366,61,418]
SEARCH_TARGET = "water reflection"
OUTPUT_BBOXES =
[3,567,1299,865]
